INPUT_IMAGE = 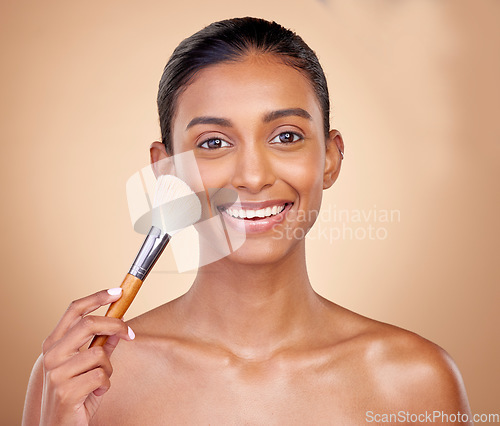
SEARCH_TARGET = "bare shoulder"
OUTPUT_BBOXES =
[370,324,467,399]
[331,306,472,417]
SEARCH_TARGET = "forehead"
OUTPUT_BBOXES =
[172,55,323,132]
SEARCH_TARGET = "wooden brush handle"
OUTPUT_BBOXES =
[88,273,143,348]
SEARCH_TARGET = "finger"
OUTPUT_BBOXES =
[66,367,112,405]
[44,317,133,370]
[43,288,123,353]
[57,346,114,380]
[102,334,121,358]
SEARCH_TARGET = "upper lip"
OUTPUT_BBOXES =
[218,199,293,211]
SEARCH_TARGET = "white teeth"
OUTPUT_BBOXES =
[223,204,288,219]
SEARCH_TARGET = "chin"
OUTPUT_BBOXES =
[212,230,306,266]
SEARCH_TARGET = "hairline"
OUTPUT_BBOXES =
[164,52,329,155]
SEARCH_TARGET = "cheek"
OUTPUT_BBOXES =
[280,149,325,203]
[196,160,230,190]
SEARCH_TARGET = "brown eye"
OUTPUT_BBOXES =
[199,138,231,149]
[270,132,302,144]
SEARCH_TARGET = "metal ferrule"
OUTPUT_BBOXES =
[128,226,171,281]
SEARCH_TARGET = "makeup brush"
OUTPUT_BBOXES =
[89,174,201,347]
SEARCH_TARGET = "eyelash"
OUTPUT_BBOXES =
[198,131,303,150]
[198,138,231,149]
[269,131,303,144]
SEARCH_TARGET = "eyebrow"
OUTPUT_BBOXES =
[185,108,312,130]
[263,108,312,122]
[185,116,232,130]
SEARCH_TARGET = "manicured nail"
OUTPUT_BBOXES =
[107,288,122,296]
[128,326,135,340]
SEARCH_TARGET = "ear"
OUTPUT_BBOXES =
[150,141,173,178]
[323,130,344,189]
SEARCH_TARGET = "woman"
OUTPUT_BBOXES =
[23,17,472,425]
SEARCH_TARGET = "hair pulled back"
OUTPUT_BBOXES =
[158,17,330,154]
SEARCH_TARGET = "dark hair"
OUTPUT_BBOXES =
[157,17,330,154]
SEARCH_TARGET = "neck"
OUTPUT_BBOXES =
[176,241,323,360]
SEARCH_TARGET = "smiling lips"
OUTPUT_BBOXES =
[223,204,287,220]
[218,201,293,233]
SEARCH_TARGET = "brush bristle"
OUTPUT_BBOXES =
[152,175,202,235]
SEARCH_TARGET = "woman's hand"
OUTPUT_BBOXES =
[22,289,135,426]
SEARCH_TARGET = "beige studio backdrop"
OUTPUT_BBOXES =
[1,0,499,423]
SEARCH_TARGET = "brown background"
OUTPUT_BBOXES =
[1,0,499,423]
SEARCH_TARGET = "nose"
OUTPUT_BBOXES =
[230,142,276,193]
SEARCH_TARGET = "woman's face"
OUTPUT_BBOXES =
[163,54,341,265]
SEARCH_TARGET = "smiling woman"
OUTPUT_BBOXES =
[22,17,472,425]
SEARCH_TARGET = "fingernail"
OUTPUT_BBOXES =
[107,288,122,296]
[128,326,135,340]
